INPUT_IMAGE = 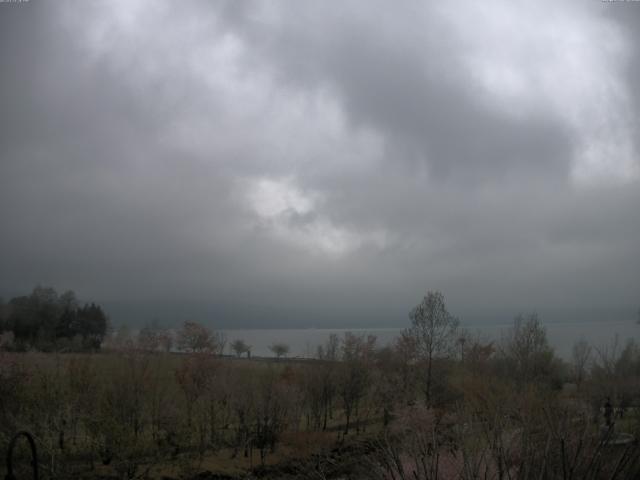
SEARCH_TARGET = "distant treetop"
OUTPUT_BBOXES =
[0,286,109,352]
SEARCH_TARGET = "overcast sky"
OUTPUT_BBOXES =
[1,0,639,327]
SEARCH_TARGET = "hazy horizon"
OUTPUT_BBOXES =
[91,300,640,329]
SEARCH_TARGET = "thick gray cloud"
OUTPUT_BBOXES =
[1,0,638,327]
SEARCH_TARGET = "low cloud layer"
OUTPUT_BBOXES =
[1,0,639,327]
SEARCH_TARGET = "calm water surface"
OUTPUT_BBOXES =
[223,320,640,360]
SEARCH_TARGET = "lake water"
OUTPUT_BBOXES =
[222,320,640,360]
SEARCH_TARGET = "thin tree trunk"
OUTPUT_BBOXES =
[426,354,433,406]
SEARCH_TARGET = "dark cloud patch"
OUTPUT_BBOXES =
[214,2,573,182]
[324,37,572,181]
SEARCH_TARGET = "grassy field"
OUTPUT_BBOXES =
[0,350,387,479]
[3,326,640,479]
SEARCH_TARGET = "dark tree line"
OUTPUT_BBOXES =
[0,286,108,351]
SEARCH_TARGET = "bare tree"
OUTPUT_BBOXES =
[269,343,290,360]
[571,338,592,387]
[176,321,223,354]
[231,339,251,358]
[338,332,376,434]
[593,334,621,376]
[316,333,340,361]
[252,370,293,465]
[499,313,555,385]
[369,406,457,480]
[175,354,217,429]
[406,291,458,405]
[315,334,340,430]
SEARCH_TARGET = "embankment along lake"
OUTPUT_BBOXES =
[223,319,639,360]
